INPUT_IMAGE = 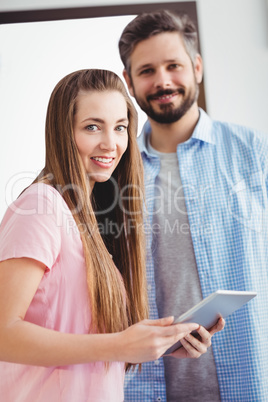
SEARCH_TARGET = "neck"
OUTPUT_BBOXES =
[149,103,200,153]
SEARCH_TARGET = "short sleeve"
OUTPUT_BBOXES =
[0,184,62,271]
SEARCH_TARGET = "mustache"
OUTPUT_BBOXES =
[147,88,185,101]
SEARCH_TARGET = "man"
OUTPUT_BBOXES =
[118,10,268,402]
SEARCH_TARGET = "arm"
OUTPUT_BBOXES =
[0,257,200,366]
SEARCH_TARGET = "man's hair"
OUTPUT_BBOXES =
[119,9,199,75]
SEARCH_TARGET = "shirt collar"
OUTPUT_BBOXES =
[137,120,153,157]
[137,108,215,156]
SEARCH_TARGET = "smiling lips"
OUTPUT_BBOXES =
[91,156,115,168]
[149,89,183,104]
[153,93,177,103]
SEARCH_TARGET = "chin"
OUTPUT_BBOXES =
[89,173,112,183]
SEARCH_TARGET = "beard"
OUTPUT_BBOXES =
[133,83,199,124]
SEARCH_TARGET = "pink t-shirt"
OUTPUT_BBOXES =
[0,183,124,402]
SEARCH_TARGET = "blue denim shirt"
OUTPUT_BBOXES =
[124,109,268,401]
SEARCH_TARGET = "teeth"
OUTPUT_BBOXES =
[92,157,113,163]
[161,95,172,99]
[155,94,175,100]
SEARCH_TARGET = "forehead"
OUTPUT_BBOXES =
[75,90,127,114]
[130,32,190,73]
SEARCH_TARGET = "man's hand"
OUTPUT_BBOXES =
[169,317,225,359]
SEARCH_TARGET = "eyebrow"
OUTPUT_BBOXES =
[81,117,129,124]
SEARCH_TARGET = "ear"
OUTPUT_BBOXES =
[194,54,203,84]
[123,69,134,97]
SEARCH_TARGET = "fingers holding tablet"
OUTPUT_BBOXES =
[169,318,225,359]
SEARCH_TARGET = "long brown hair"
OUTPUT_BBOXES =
[35,69,148,356]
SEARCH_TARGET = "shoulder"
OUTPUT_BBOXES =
[0,183,63,268]
[212,118,266,146]
[1,183,69,235]
[18,182,61,201]
[12,183,66,214]
[212,119,268,164]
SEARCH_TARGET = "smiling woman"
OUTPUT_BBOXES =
[0,68,201,401]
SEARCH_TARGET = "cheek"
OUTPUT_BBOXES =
[75,135,95,156]
[133,78,151,95]
[175,70,195,86]
[172,71,185,84]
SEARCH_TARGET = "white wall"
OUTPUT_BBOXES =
[0,0,267,219]
[197,0,268,132]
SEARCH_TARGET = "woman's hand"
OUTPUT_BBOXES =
[114,317,199,363]
[170,317,225,359]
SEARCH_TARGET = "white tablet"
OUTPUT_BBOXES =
[164,290,257,355]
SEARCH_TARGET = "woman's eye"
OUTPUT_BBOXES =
[115,125,127,132]
[86,124,98,132]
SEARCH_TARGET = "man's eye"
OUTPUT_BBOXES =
[169,64,180,70]
[86,125,98,131]
[140,68,153,75]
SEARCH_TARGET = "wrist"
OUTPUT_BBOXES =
[88,332,124,363]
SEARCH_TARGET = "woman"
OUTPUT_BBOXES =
[0,69,201,401]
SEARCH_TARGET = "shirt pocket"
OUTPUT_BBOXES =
[227,170,265,233]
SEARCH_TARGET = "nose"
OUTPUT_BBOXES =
[154,67,172,89]
[99,131,117,151]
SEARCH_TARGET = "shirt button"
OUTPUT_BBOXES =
[154,359,160,365]
[147,284,152,291]
[156,397,162,401]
